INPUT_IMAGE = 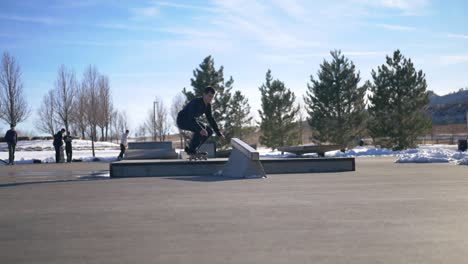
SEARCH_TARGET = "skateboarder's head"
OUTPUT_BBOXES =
[61,128,65,133]
[125,129,129,134]
[203,86,216,104]
[10,124,15,129]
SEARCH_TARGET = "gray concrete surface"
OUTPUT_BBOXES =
[110,157,355,177]
[1,157,468,263]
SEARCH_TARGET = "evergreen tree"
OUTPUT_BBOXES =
[182,55,224,100]
[367,50,431,150]
[258,70,300,149]
[304,50,367,147]
[224,90,253,141]
[182,55,233,148]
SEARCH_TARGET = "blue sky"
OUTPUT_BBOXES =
[0,0,467,134]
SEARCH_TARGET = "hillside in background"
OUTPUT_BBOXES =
[427,89,468,125]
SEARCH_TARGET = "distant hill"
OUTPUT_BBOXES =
[427,89,468,125]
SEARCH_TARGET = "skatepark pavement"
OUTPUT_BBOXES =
[0,157,467,263]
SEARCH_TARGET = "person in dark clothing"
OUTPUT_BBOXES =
[118,130,129,160]
[63,132,73,162]
[53,128,66,163]
[177,86,224,154]
[5,124,18,165]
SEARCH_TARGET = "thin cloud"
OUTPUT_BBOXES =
[447,33,468,40]
[155,1,218,12]
[375,23,416,31]
[342,51,387,56]
[131,6,160,18]
[97,23,161,32]
[0,14,63,25]
[352,0,429,16]
[271,0,306,19]
[211,0,320,50]
[51,0,113,9]
[440,55,468,65]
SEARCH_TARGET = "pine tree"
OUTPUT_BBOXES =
[182,55,233,148]
[224,90,253,141]
[367,50,431,150]
[304,50,367,147]
[182,55,225,100]
[258,70,300,149]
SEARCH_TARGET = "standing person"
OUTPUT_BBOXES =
[118,130,129,160]
[53,128,66,163]
[63,132,73,162]
[4,124,18,165]
[176,86,224,155]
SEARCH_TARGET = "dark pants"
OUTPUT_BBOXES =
[118,144,126,159]
[7,143,15,164]
[177,118,213,153]
[55,145,62,163]
[66,145,72,162]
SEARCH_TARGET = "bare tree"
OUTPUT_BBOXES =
[110,109,119,143]
[71,85,88,139]
[97,75,112,141]
[136,124,147,142]
[145,107,157,141]
[171,93,186,148]
[145,97,170,141]
[117,110,129,138]
[0,52,30,126]
[53,65,76,132]
[82,65,100,157]
[35,90,57,136]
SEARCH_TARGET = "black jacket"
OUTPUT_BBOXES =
[177,97,221,136]
[53,131,64,147]
[5,129,17,144]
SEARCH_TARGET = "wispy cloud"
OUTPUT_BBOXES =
[353,0,429,16]
[210,0,322,50]
[375,23,416,31]
[51,0,112,9]
[131,6,160,19]
[0,14,63,25]
[440,55,468,65]
[259,50,386,64]
[342,51,388,56]
[447,33,468,40]
[156,1,218,12]
[97,23,160,32]
[271,0,306,19]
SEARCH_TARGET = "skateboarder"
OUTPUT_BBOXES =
[177,86,224,157]
[118,130,129,160]
[4,124,17,165]
[53,128,66,163]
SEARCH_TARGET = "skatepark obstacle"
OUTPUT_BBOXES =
[221,138,266,178]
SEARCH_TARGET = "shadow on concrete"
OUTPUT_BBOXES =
[0,177,109,188]
[163,175,248,182]
[0,171,110,188]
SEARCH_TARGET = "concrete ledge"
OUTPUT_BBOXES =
[125,149,178,160]
[110,157,355,178]
[128,142,173,149]
[277,144,343,156]
[231,138,259,160]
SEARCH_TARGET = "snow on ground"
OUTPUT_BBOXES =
[0,140,467,166]
[0,140,120,165]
